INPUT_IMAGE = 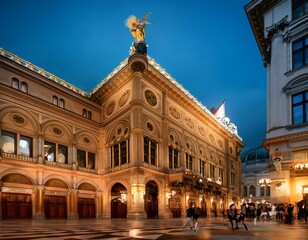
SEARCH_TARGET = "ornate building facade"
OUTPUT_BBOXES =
[0,46,243,219]
[246,0,308,205]
[241,147,271,207]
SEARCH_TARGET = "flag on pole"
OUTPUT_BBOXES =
[214,100,225,120]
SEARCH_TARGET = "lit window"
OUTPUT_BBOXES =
[44,141,67,163]
[1,131,32,157]
[292,91,308,124]
[1,131,16,154]
[210,164,215,178]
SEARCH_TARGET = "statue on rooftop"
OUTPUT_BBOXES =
[126,13,153,55]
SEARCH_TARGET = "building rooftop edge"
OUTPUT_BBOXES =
[0,47,242,141]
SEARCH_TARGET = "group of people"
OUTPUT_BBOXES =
[184,205,201,231]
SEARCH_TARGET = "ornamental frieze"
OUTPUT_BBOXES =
[185,116,194,129]
[119,89,130,107]
[106,100,116,116]
[169,106,180,119]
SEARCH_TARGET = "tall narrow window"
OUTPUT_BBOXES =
[169,146,179,170]
[260,186,265,196]
[249,185,256,197]
[292,91,308,124]
[292,36,308,69]
[266,186,271,196]
[185,153,193,171]
[144,137,157,165]
[218,168,223,184]
[111,140,129,167]
[199,160,205,177]
[231,172,236,186]
[210,164,215,178]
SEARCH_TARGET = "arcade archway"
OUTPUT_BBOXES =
[144,180,158,218]
[110,183,127,218]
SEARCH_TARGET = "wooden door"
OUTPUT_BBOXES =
[1,193,32,219]
[78,198,95,218]
[44,195,67,219]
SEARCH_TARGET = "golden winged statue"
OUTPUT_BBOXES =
[125,13,153,43]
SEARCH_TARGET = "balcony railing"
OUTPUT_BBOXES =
[1,152,36,163]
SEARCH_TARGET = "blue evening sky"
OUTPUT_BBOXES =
[0,0,266,151]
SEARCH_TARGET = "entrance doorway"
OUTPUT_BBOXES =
[1,193,32,219]
[78,198,95,218]
[44,195,67,219]
[144,180,158,218]
[111,183,127,218]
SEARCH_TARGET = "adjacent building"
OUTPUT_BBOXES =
[0,45,243,219]
[245,0,308,205]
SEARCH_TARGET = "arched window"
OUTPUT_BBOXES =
[87,111,92,120]
[11,77,19,89]
[20,82,28,93]
[82,109,87,117]
[59,98,65,108]
[52,96,58,105]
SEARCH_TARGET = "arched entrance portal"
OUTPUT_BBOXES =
[111,183,127,218]
[144,180,158,218]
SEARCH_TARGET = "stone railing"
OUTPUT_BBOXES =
[1,152,36,163]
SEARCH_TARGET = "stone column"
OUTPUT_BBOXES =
[96,191,104,218]
[33,185,45,219]
[69,189,78,219]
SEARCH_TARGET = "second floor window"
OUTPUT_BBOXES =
[77,149,95,169]
[44,141,68,164]
[292,0,308,19]
[292,91,308,124]
[111,140,129,167]
[1,130,32,157]
[249,185,256,197]
[210,164,215,178]
[169,146,179,169]
[292,36,308,69]
[144,137,157,165]
[199,160,205,177]
[185,153,193,171]
[243,186,248,197]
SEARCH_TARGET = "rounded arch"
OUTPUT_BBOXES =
[0,169,36,186]
[198,144,209,160]
[0,105,39,135]
[144,180,159,218]
[184,137,196,155]
[41,119,73,143]
[144,117,161,139]
[168,129,183,149]
[107,179,130,193]
[75,130,99,150]
[106,120,131,143]
[0,172,35,186]
[43,176,71,189]
[77,180,99,192]
[110,182,128,218]
[283,73,308,95]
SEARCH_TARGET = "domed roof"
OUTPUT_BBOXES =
[240,146,269,164]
